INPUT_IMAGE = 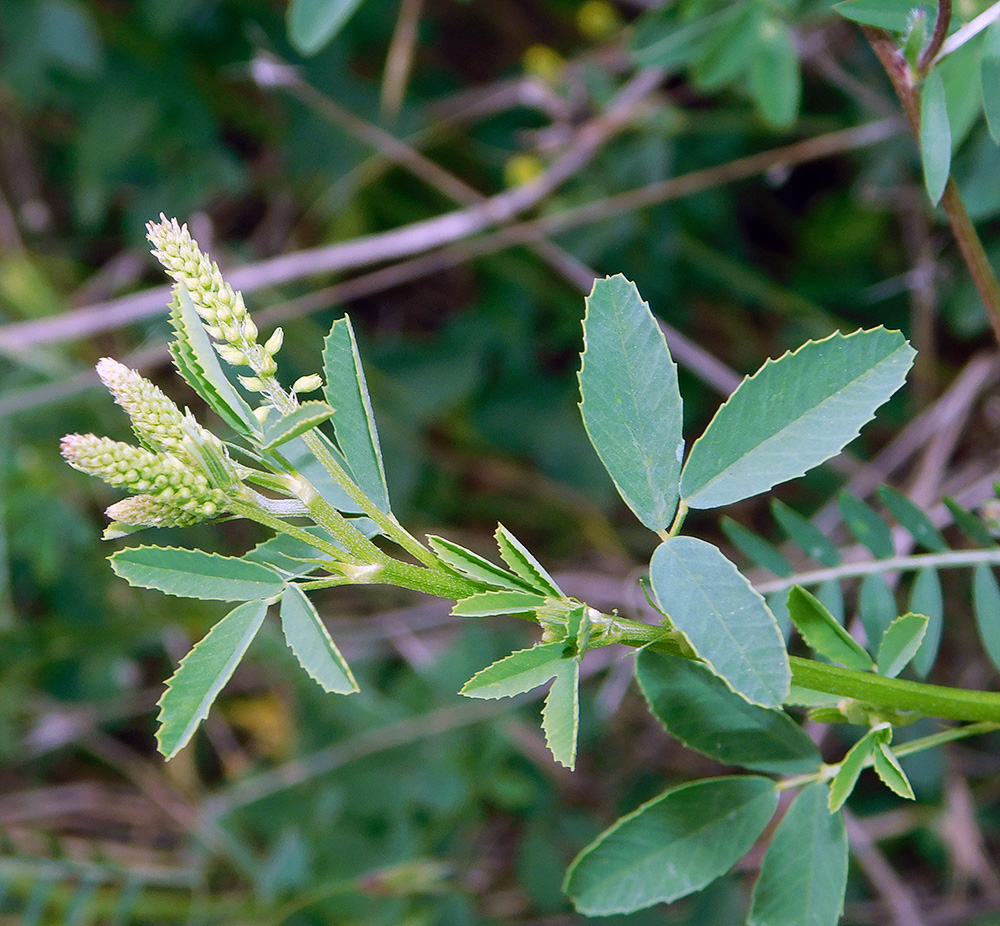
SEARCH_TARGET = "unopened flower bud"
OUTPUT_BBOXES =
[263,327,284,356]
[238,375,267,393]
[291,374,323,394]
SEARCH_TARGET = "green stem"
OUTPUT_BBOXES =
[789,656,1000,722]
[379,559,486,599]
[300,430,438,567]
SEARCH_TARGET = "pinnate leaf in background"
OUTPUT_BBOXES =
[650,536,790,707]
[909,568,943,677]
[839,490,894,559]
[287,0,368,55]
[878,484,947,551]
[973,564,1000,671]
[564,777,777,916]
[771,499,840,566]
[578,275,684,532]
[679,329,914,509]
[157,599,268,759]
[983,19,1000,143]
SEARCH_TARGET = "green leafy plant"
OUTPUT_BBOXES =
[60,217,1000,921]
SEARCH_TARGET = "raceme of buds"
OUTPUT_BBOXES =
[146,216,278,381]
[60,433,227,530]
[97,357,193,455]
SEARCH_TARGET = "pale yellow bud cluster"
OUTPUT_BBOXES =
[60,433,226,530]
[145,215,283,387]
[97,357,193,454]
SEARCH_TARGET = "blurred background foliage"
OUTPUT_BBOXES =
[3,0,1000,922]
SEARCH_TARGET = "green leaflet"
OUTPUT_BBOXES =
[873,741,915,799]
[721,516,793,577]
[630,6,722,70]
[829,728,879,812]
[156,599,268,759]
[451,590,549,617]
[322,316,391,514]
[276,432,364,516]
[111,546,286,601]
[287,0,368,55]
[578,275,684,532]
[279,584,358,694]
[168,287,261,441]
[245,527,343,578]
[909,568,943,677]
[542,659,580,770]
[747,783,848,926]
[426,535,536,592]
[973,564,1000,671]
[680,329,914,509]
[564,776,777,916]
[636,650,821,775]
[833,0,935,31]
[786,586,873,672]
[920,70,951,206]
[772,500,841,567]
[650,536,790,707]
[261,401,335,450]
[983,19,1000,142]
[877,612,929,678]
[879,485,947,552]
[494,523,562,596]
[459,642,566,699]
[749,18,800,129]
[839,490,894,559]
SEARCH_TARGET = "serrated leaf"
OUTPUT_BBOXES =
[816,579,845,625]
[322,316,390,513]
[494,523,562,595]
[833,0,934,30]
[680,329,914,509]
[168,287,261,440]
[261,401,335,450]
[156,599,268,759]
[542,659,579,769]
[747,783,848,926]
[459,642,565,699]
[578,275,684,531]
[451,590,548,617]
[839,490,895,559]
[909,569,943,677]
[245,527,338,578]
[878,485,947,551]
[873,742,915,799]
[280,584,357,694]
[111,546,286,601]
[636,650,821,775]
[564,776,777,916]
[772,500,841,567]
[877,612,929,677]
[787,586,873,671]
[920,70,951,205]
[944,496,997,547]
[829,728,879,812]
[721,517,793,577]
[650,537,790,707]
[749,18,800,129]
[427,535,535,592]
[984,20,1000,143]
[287,0,368,55]
[859,573,897,646]
[973,564,1000,671]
